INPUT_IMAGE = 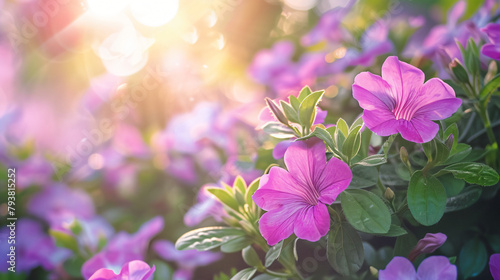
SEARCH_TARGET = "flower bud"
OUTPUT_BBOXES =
[370,266,379,277]
[384,187,395,201]
[265,98,289,126]
[485,60,498,84]
[449,58,470,84]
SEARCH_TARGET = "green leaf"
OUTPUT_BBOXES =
[152,260,173,280]
[376,224,408,237]
[221,236,254,253]
[443,143,472,165]
[445,186,482,212]
[262,122,296,139]
[393,233,417,258]
[353,154,387,167]
[480,73,500,102]
[407,171,447,226]
[280,101,299,123]
[342,126,362,160]
[298,90,324,129]
[206,187,239,211]
[265,98,288,125]
[49,230,79,252]
[349,165,378,188]
[336,118,349,138]
[444,124,459,150]
[265,240,283,267]
[327,222,364,276]
[297,86,312,102]
[234,176,247,195]
[341,189,391,234]
[439,173,465,197]
[245,178,260,206]
[382,135,396,159]
[175,227,246,251]
[230,268,257,280]
[289,95,300,111]
[438,162,499,186]
[62,256,86,278]
[459,238,488,279]
[243,246,263,268]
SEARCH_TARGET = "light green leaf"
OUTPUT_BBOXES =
[438,162,499,186]
[206,187,239,211]
[298,90,324,129]
[265,240,283,267]
[230,268,257,280]
[280,100,299,123]
[175,227,246,251]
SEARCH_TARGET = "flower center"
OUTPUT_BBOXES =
[392,91,420,121]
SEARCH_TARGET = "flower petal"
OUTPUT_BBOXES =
[259,202,303,245]
[316,157,352,204]
[416,256,456,280]
[253,168,309,211]
[353,72,395,111]
[491,254,500,280]
[362,109,399,137]
[398,118,439,143]
[284,138,327,189]
[409,233,447,261]
[413,78,461,119]
[127,261,156,280]
[293,203,330,242]
[379,257,417,280]
[381,56,424,109]
[481,44,500,60]
[273,140,294,160]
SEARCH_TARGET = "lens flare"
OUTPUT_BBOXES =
[130,0,179,27]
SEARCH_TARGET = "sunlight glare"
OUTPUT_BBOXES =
[130,0,179,27]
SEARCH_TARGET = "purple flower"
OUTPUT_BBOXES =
[27,184,95,227]
[409,233,447,261]
[379,256,457,280]
[153,240,221,280]
[253,138,352,245]
[300,2,354,46]
[248,41,295,86]
[0,219,71,273]
[352,56,462,143]
[491,254,500,280]
[481,23,500,60]
[82,217,164,279]
[88,260,155,280]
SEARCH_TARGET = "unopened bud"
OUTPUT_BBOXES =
[445,134,454,150]
[369,266,379,277]
[400,146,409,165]
[384,187,395,201]
[485,60,498,84]
[449,58,470,84]
[265,98,289,126]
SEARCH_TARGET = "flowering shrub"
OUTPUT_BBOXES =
[1,0,500,280]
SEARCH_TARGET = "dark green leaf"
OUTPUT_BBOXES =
[393,233,417,258]
[265,240,283,267]
[438,162,499,186]
[443,143,472,165]
[459,238,488,279]
[407,171,447,226]
[376,224,408,237]
[354,154,387,167]
[445,186,482,212]
[152,260,173,280]
[341,190,391,234]
[327,222,364,276]
[175,227,246,251]
[349,165,378,188]
[221,236,254,253]
[439,173,466,197]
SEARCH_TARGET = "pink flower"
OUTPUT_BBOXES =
[88,260,155,280]
[352,56,462,143]
[253,138,352,245]
[481,23,500,60]
[408,233,447,261]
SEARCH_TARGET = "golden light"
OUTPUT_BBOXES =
[130,0,179,27]
[88,153,105,170]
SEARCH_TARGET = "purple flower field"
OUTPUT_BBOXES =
[1,0,500,279]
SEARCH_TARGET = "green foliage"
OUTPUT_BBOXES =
[327,222,364,276]
[265,240,283,267]
[175,227,247,251]
[459,238,488,279]
[437,162,500,186]
[341,189,391,234]
[407,171,447,226]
